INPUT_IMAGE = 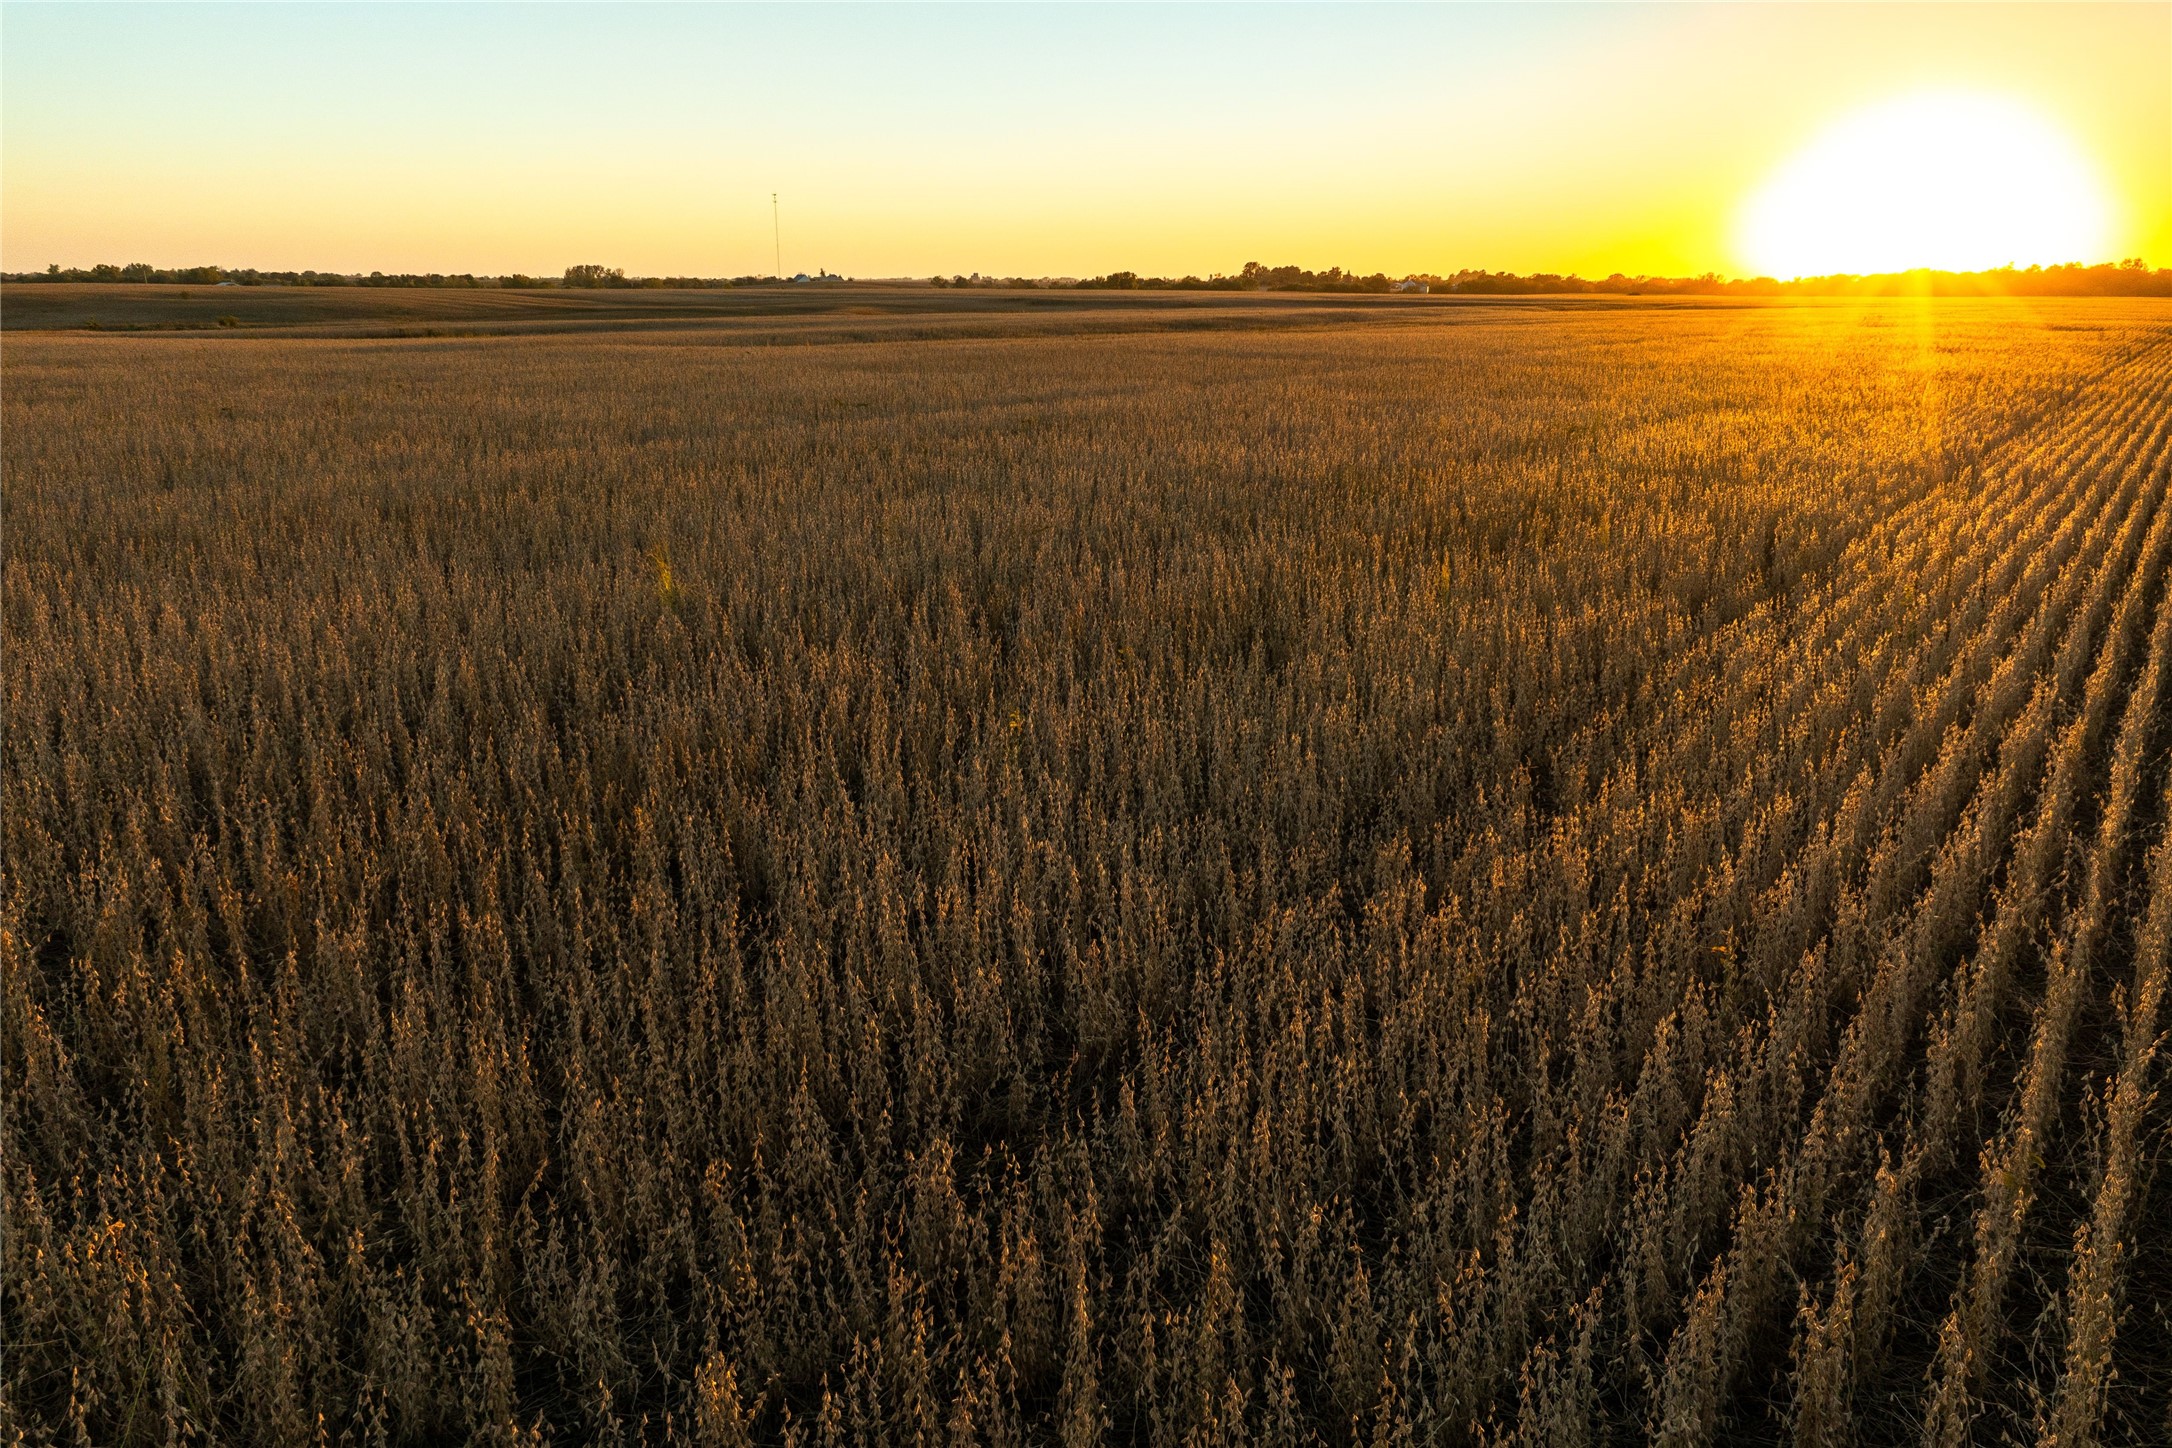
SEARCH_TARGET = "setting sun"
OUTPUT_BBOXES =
[1740,91,2112,280]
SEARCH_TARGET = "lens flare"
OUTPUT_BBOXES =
[1740,91,2111,279]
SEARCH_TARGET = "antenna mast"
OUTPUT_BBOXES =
[772,193,781,280]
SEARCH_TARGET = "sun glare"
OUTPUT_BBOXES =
[1740,91,2111,280]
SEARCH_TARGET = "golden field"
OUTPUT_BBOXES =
[5,296,2170,1445]
[2,283,1471,340]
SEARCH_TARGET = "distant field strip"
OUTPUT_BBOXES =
[5,300,2170,1445]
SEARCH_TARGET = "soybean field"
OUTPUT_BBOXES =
[7,295,2171,1446]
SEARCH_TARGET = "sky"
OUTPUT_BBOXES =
[3,2,2166,280]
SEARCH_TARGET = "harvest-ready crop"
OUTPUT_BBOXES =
[6,298,2169,1445]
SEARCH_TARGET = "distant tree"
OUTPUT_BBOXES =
[563,264,624,288]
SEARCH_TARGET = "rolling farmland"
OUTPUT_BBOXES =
[6,295,2171,1445]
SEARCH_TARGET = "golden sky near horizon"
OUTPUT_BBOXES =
[3,3,2166,280]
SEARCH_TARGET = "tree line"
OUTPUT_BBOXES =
[1067,258,2172,297]
[9,257,2170,296]
[5,263,767,289]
